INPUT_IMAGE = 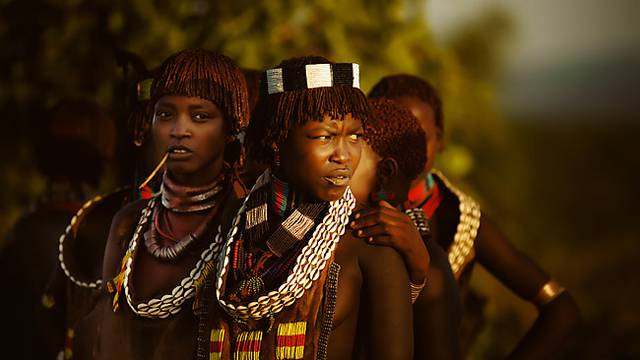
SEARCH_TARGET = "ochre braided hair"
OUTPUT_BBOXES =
[368,74,443,131]
[241,68,263,114]
[246,56,368,164]
[130,49,249,146]
[366,97,427,181]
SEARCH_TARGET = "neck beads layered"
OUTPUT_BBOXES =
[215,169,356,323]
[110,169,229,319]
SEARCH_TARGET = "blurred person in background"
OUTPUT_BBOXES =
[350,97,461,359]
[0,99,116,359]
[369,74,581,359]
[41,51,157,360]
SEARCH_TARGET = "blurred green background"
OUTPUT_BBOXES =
[0,0,638,358]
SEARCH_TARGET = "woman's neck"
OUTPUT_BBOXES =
[162,163,227,213]
[171,159,224,188]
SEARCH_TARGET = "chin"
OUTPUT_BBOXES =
[322,186,347,202]
[166,163,197,177]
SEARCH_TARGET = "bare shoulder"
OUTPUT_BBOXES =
[109,199,149,239]
[101,198,150,280]
[335,229,408,291]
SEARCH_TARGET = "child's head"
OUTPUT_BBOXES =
[350,97,427,206]
[148,49,249,182]
[369,74,443,175]
[246,56,368,201]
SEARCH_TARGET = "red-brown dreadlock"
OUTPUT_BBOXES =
[246,56,368,164]
[366,97,427,181]
[368,74,444,131]
[241,68,262,114]
[129,49,250,146]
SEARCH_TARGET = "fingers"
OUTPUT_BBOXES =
[351,206,408,230]
[367,235,393,246]
[378,200,395,209]
[354,224,388,239]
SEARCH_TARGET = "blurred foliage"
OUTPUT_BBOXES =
[1,0,636,357]
[0,0,515,212]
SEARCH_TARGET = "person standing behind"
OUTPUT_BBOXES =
[369,74,580,359]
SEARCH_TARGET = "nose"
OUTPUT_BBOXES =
[170,114,191,139]
[329,138,351,165]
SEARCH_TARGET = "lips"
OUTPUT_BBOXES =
[323,175,350,186]
[323,169,352,187]
[167,144,193,159]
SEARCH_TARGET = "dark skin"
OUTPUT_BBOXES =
[103,95,228,301]
[350,142,462,360]
[278,114,413,360]
[395,95,580,358]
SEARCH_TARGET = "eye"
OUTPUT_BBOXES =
[192,112,211,122]
[310,134,332,141]
[155,110,172,120]
[349,133,363,141]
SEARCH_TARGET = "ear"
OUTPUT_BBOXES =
[378,157,399,185]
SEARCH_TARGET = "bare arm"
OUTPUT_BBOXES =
[476,215,580,359]
[413,239,461,360]
[359,243,414,360]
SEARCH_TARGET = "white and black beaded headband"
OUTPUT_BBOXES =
[264,63,360,95]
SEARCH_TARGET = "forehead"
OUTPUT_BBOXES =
[298,113,363,130]
[395,96,436,129]
[155,95,218,109]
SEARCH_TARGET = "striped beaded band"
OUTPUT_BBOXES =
[264,63,360,95]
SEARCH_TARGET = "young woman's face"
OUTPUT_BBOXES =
[280,113,364,202]
[395,96,443,176]
[151,95,227,186]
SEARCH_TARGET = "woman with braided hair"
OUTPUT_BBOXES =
[196,56,413,360]
[369,74,580,358]
[75,48,250,360]
[349,97,462,359]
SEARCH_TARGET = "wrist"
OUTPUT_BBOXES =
[404,243,429,282]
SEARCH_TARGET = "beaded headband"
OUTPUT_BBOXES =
[264,63,360,95]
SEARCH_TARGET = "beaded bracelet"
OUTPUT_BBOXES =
[410,280,426,304]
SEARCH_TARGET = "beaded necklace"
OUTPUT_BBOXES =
[142,170,226,261]
[108,197,224,319]
[405,172,442,218]
[228,174,327,301]
[215,169,355,322]
[161,169,225,213]
[429,170,481,278]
